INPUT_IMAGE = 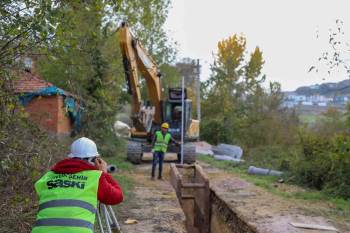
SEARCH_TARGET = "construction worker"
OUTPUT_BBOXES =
[32,137,123,233]
[151,122,180,180]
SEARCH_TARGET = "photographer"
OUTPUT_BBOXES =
[32,137,123,233]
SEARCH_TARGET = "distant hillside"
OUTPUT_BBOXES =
[294,79,350,96]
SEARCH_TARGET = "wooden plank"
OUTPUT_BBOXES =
[289,222,338,232]
[176,164,195,169]
[182,183,206,188]
[181,195,195,199]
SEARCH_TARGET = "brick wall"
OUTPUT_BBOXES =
[25,95,72,135]
[56,96,72,134]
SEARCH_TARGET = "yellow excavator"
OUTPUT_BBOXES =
[118,22,199,164]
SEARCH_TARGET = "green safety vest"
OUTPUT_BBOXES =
[153,131,171,153]
[32,170,102,233]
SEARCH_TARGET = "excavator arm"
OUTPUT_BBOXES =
[119,23,198,164]
[119,23,163,132]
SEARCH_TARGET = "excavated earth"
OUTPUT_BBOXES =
[199,161,350,233]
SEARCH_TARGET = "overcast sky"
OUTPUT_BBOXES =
[164,0,350,91]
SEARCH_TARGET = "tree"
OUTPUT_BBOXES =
[35,1,120,147]
[160,63,181,92]
[36,0,176,154]
[311,19,350,78]
[0,1,176,232]
[112,0,176,64]
[0,0,68,132]
[0,2,78,232]
[0,0,62,69]
[201,34,298,148]
[202,35,263,145]
[176,58,200,116]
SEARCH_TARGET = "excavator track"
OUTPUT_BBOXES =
[183,143,196,164]
[127,141,143,164]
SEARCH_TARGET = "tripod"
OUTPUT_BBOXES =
[96,203,122,233]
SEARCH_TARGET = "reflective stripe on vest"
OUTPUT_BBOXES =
[153,131,171,152]
[34,218,93,230]
[32,170,102,233]
[39,199,96,214]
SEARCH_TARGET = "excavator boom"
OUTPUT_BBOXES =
[119,23,162,131]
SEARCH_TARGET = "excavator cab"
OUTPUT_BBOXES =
[163,88,193,141]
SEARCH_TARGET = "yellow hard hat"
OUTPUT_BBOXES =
[161,122,169,129]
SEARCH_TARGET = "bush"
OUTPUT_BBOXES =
[0,114,69,233]
[92,127,126,158]
[200,118,232,145]
[291,133,350,199]
[246,145,296,171]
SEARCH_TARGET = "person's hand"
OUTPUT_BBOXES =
[95,158,107,173]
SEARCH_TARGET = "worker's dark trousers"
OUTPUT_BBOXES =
[151,151,165,178]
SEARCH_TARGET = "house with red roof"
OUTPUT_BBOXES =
[13,70,81,136]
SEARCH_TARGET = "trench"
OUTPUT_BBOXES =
[209,190,258,233]
[169,163,259,233]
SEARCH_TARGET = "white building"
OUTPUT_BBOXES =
[317,102,327,107]
[301,101,313,106]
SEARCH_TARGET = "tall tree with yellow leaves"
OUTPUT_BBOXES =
[201,34,296,148]
[202,34,264,144]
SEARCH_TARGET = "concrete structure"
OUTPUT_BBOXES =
[170,163,259,233]
[170,163,210,233]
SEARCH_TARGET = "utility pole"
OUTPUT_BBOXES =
[180,76,185,164]
[196,59,201,123]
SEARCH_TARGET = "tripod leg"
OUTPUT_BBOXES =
[107,205,121,230]
[96,205,105,233]
[104,207,112,224]
[102,204,113,233]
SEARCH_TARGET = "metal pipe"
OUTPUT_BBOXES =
[247,166,283,177]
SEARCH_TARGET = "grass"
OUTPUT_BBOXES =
[197,155,350,218]
[198,154,279,190]
[112,173,134,201]
[299,114,320,124]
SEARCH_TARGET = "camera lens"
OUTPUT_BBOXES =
[107,165,117,173]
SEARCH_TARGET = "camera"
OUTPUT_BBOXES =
[107,164,117,173]
[86,157,117,173]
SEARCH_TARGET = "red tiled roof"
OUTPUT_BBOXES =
[14,71,53,93]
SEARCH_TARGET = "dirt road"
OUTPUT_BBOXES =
[116,164,186,233]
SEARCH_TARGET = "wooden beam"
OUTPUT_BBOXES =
[289,222,338,232]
